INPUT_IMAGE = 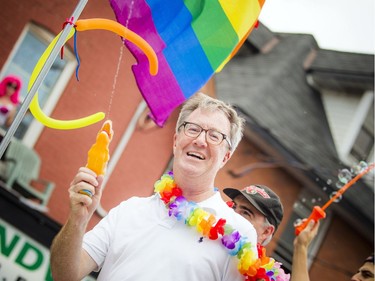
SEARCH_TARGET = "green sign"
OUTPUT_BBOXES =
[0,218,95,281]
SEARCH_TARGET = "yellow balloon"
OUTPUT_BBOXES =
[29,28,105,130]
[29,18,158,130]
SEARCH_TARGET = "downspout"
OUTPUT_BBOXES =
[95,100,147,217]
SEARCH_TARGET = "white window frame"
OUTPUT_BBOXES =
[341,90,374,164]
[1,22,76,148]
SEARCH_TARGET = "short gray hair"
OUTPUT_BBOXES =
[176,93,245,152]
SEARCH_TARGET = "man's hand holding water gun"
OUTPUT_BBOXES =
[51,120,113,280]
[69,120,113,225]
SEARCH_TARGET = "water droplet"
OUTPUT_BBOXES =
[315,178,320,182]
[318,198,322,201]
[351,164,361,175]
[338,169,352,184]
[326,179,332,185]
[294,218,302,227]
[336,181,345,189]
[358,161,368,170]
[311,198,316,204]
[351,161,369,175]
[301,198,306,203]
[322,186,327,191]
[330,191,342,203]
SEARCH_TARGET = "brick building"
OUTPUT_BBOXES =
[0,1,373,280]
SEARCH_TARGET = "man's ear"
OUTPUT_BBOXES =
[220,150,232,168]
[260,225,275,245]
[264,225,275,237]
[173,133,177,155]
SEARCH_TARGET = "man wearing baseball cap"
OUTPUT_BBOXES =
[223,184,284,246]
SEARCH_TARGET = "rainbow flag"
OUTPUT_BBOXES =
[109,0,265,126]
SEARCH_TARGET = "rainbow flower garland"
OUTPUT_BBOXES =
[154,172,290,281]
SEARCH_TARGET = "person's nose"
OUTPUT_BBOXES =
[193,130,208,147]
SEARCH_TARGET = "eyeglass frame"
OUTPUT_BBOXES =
[178,121,232,149]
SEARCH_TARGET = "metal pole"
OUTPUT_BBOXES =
[0,0,89,158]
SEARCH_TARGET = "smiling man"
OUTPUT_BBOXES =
[50,93,258,281]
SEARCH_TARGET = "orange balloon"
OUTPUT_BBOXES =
[75,18,158,75]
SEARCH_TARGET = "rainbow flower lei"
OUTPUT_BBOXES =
[154,172,290,281]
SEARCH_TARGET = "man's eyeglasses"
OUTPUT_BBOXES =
[6,82,18,90]
[178,121,232,149]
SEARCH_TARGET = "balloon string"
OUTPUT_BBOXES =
[73,29,80,81]
[60,17,76,60]
[321,163,374,211]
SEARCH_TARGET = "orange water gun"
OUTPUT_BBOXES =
[295,163,374,235]
[78,120,114,197]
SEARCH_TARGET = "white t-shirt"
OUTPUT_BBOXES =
[83,192,258,281]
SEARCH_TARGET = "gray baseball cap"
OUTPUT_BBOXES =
[224,185,284,232]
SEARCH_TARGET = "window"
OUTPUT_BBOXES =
[272,189,330,272]
[350,104,374,162]
[1,22,76,146]
[346,91,374,185]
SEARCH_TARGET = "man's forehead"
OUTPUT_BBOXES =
[361,263,375,274]
[234,195,262,214]
[189,108,231,129]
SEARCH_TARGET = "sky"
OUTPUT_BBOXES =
[258,0,374,54]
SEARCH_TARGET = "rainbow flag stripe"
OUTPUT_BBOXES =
[109,0,265,126]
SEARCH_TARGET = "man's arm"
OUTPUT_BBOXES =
[50,167,103,281]
[291,220,320,281]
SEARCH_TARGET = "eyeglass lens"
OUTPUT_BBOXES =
[183,122,225,145]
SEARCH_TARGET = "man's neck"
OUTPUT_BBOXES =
[174,174,216,202]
